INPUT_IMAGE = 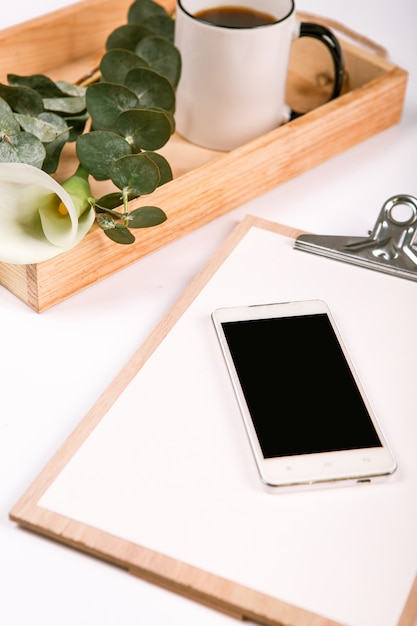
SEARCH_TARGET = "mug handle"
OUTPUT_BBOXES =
[289,22,345,121]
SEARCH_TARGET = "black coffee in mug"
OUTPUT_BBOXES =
[175,0,345,150]
[195,5,276,28]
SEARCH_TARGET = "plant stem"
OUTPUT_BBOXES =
[122,188,130,226]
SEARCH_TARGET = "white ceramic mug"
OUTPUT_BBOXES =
[174,0,344,151]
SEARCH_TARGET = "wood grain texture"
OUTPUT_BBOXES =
[0,0,408,311]
[398,574,417,626]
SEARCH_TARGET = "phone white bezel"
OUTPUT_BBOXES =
[212,299,397,492]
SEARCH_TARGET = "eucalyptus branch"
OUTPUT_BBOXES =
[0,0,180,246]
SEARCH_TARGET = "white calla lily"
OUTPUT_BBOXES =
[0,162,96,264]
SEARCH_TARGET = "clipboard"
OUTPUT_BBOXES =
[10,216,417,626]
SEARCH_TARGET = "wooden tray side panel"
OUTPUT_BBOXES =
[0,263,30,303]
[23,66,407,312]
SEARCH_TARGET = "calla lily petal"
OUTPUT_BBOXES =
[0,163,95,264]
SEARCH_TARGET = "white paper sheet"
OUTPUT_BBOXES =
[39,225,417,626]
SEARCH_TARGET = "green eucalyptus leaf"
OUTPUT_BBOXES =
[37,112,70,172]
[39,111,69,133]
[14,111,68,143]
[7,73,65,97]
[95,192,124,211]
[76,130,132,180]
[0,83,44,115]
[135,36,181,87]
[157,107,175,134]
[0,97,20,135]
[141,16,175,42]
[55,81,86,97]
[124,67,175,111]
[128,0,169,24]
[105,23,151,51]
[127,205,167,228]
[0,0,176,244]
[96,191,144,210]
[116,108,172,151]
[0,131,46,167]
[110,153,160,195]
[145,151,173,186]
[64,112,89,141]
[43,95,86,114]
[42,132,70,174]
[86,82,139,130]
[96,213,116,230]
[104,224,135,244]
[99,48,148,84]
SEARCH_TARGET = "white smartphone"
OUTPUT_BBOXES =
[212,299,397,492]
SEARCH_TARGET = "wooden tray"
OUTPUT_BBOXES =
[0,0,408,311]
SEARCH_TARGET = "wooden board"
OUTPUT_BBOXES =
[0,0,409,311]
[10,216,417,626]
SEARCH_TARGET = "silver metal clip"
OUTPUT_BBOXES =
[294,195,417,281]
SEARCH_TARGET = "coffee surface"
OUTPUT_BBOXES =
[195,5,276,28]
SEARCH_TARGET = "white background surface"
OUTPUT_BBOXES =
[1,1,417,625]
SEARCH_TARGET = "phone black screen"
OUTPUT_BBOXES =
[221,313,382,459]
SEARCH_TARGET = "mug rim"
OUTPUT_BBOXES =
[176,0,295,28]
